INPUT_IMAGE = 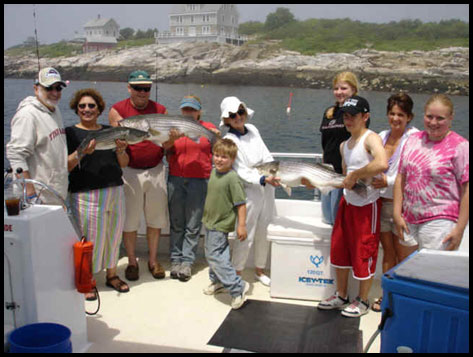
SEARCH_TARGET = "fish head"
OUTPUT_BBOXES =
[254,161,280,176]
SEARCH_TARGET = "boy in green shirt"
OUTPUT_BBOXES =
[202,139,249,309]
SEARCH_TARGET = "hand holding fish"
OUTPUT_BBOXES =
[208,127,221,138]
[342,171,358,190]
[301,178,315,189]
[115,139,128,154]
[82,138,96,155]
[162,128,185,150]
[371,174,388,189]
[264,175,281,187]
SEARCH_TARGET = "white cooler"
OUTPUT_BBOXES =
[267,199,359,301]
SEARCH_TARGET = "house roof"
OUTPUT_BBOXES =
[170,4,223,14]
[84,17,118,28]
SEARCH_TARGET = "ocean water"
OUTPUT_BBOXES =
[3,78,469,199]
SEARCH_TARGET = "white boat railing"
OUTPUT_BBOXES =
[271,152,323,160]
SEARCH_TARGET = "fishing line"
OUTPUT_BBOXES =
[155,49,159,102]
[33,4,41,72]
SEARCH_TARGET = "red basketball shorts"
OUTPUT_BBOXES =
[330,196,382,280]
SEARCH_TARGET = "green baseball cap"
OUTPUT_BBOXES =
[128,70,152,85]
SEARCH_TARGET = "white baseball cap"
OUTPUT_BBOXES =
[36,67,67,88]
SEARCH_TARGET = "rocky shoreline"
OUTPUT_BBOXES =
[3,42,469,96]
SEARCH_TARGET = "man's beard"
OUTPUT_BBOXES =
[37,89,59,108]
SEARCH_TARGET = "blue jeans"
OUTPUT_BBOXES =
[168,175,207,265]
[204,229,245,297]
[321,188,343,226]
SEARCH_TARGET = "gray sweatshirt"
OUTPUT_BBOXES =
[6,96,68,203]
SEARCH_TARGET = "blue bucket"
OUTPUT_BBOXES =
[8,323,72,353]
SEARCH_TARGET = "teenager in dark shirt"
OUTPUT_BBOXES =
[319,72,359,225]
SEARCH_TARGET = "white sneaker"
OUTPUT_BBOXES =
[203,282,225,295]
[341,297,369,317]
[255,273,271,286]
[317,291,350,310]
[231,281,250,310]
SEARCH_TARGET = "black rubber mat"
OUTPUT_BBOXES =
[208,299,363,353]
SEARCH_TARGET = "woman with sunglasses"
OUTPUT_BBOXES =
[220,96,280,286]
[66,88,130,300]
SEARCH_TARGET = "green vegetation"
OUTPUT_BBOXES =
[5,41,83,58]
[240,8,469,55]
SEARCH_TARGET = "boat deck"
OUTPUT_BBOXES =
[85,251,383,353]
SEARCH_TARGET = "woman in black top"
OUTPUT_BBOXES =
[319,72,359,225]
[66,88,130,299]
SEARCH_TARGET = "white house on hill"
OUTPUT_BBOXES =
[83,15,120,53]
[157,4,247,45]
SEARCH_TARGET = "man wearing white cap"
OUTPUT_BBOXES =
[6,67,69,204]
[220,96,280,286]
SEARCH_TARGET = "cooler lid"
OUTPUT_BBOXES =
[393,249,469,290]
[267,215,332,243]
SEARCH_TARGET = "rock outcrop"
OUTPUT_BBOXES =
[4,42,469,95]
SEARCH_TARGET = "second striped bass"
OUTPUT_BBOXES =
[255,160,368,197]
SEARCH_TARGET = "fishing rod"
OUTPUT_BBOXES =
[33,4,41,72]
[155,45,159,102]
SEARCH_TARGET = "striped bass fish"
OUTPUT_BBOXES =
[255,160,367,197]
[118,114,218,146]
[76,126,151,161]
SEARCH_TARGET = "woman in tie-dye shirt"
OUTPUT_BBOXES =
[393,94,469,251]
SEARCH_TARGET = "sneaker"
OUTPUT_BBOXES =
[317,291,350,310]
[341,297,369,317]
[231,281,250,310]
[255,273,271,286]
[178,263,192,282]
[170,262,180,280]
[203,281,225,295]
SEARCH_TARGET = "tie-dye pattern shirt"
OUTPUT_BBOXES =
[398,131,469,224]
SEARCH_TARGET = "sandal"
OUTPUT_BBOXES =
[85,290,97,301]
[125,264,139,281]
[106,275,130,293]
[148,262,165,279]
[371,297,383,312]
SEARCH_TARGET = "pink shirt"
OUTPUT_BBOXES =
[398,131,469,224]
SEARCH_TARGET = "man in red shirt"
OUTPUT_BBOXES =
[109,70,170,282]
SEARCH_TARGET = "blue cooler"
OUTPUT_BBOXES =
[380,249,469,353]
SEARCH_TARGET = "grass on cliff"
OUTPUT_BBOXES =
[241,18,469,55]
[4,38,155,58]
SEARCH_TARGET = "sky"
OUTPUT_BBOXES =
[3,4,469,49]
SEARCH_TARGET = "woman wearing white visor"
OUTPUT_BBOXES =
[219,96,280,286]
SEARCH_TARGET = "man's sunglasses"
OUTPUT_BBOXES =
[78,103,97,109]
[44,85,64,92]
[229,109,246,119]
[131,85,152,92]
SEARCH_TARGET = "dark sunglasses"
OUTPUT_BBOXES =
[44,85,64,92]
[229,109,246,119]
[131,85,151,92]
[78,103,97,110]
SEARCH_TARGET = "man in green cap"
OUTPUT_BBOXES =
[109,70,169,282]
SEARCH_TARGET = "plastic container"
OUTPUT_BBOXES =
[8,323,72,353]
[380,249,469,353]
[267,199,360,301]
